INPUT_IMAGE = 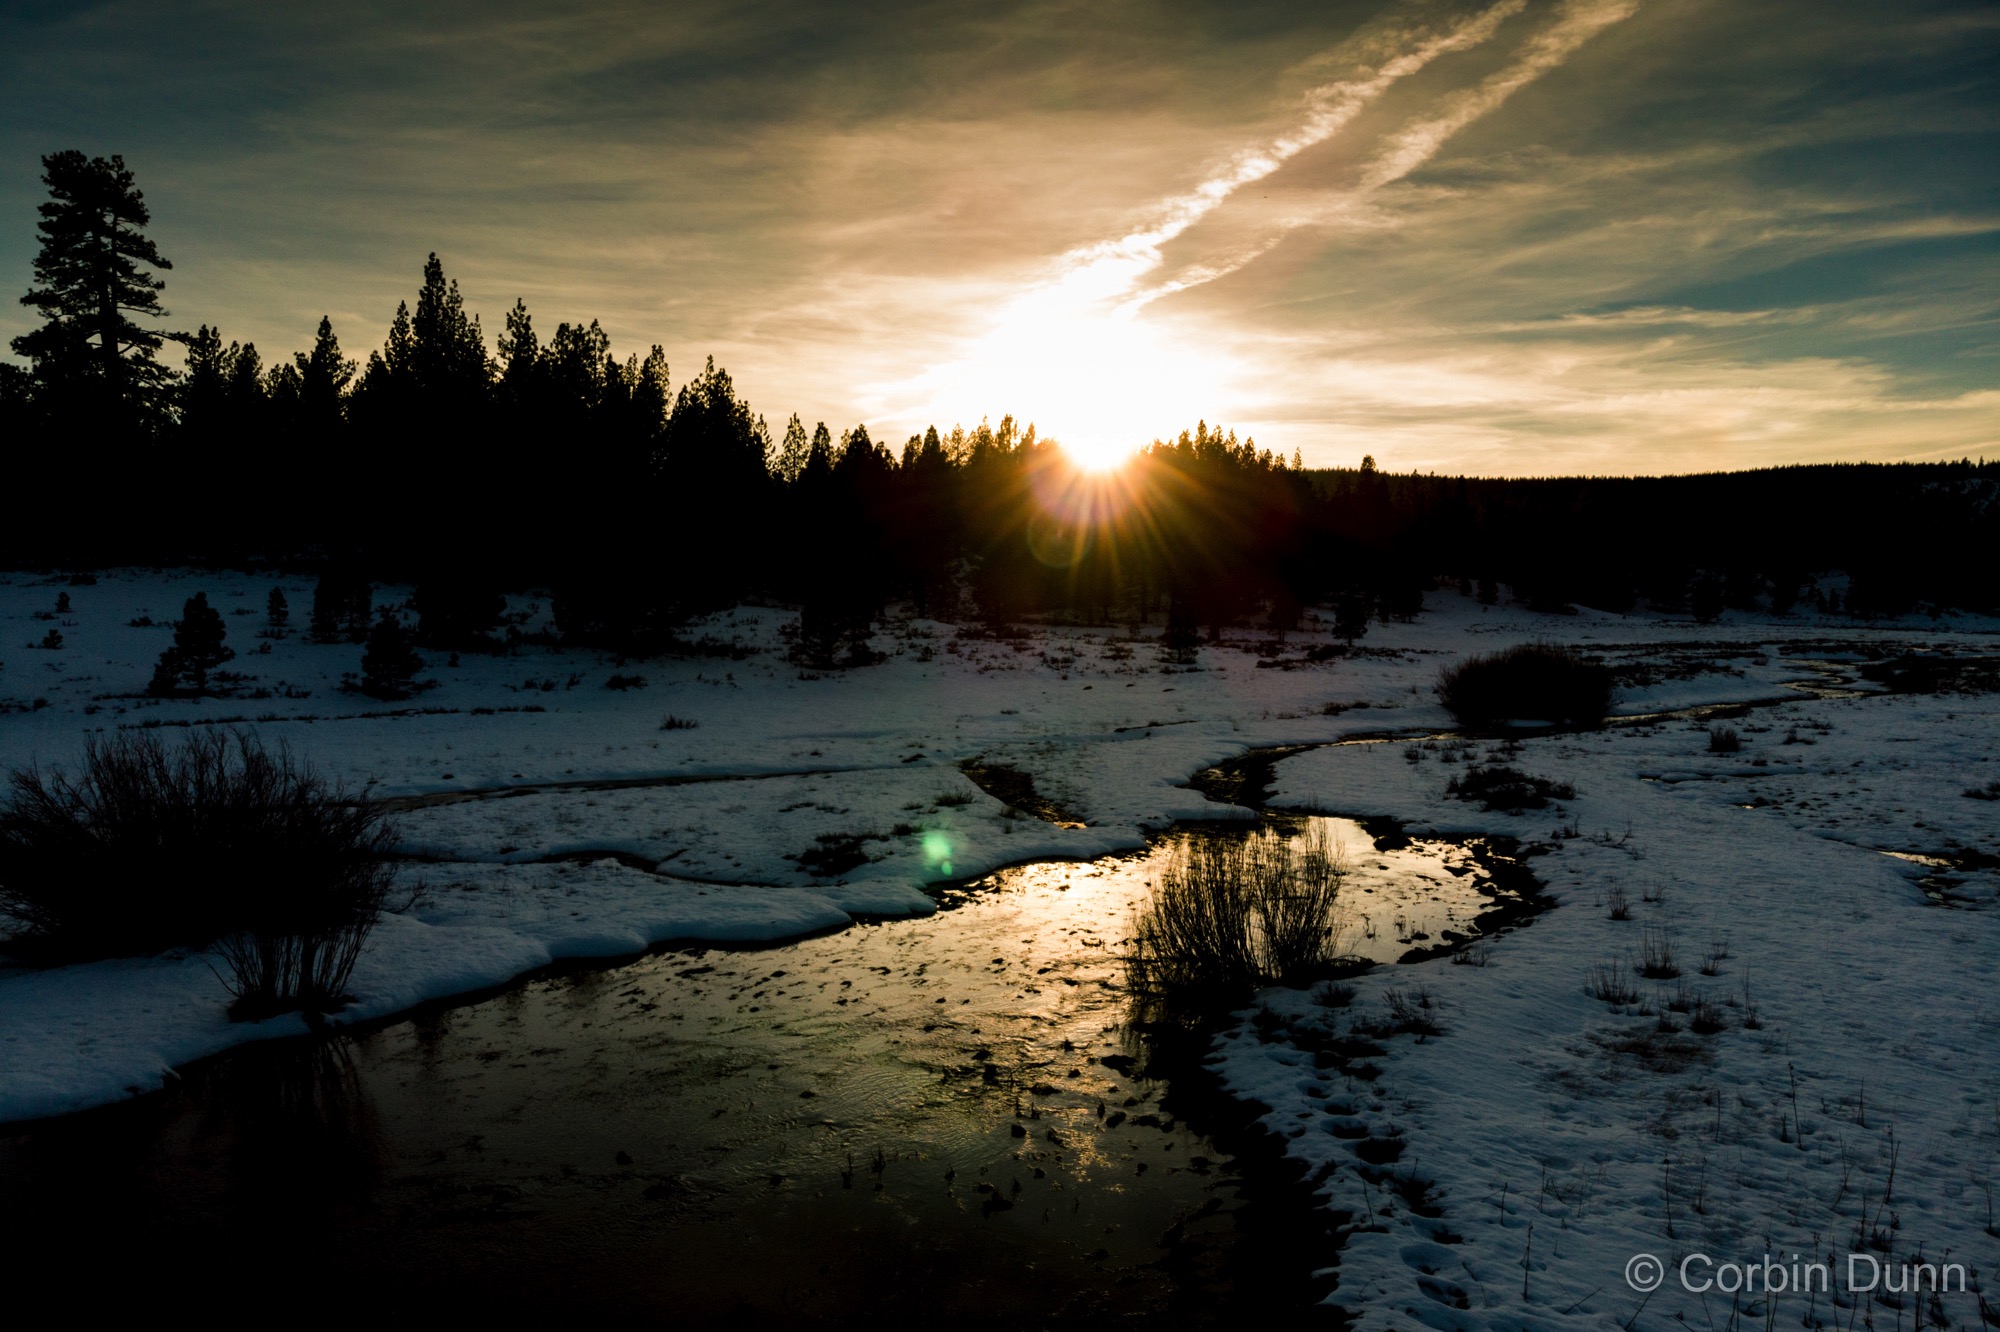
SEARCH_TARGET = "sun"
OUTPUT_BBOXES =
[880,282,1232,471]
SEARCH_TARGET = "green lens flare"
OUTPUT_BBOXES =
[922,829,954,877]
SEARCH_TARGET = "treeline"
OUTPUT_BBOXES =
[6,254,1998,651]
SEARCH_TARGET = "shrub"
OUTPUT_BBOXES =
[1435,643,1612,727]
[1637,925,1679,980]
[1707,726,1741,754]
[1445,764,1575,811]
[0,730,400,1016]
[1380,983,1445,1038]
[605,673,648,691]
[1129,822,1349,1023]
[1586,959,1640,1004]
[659,714,700,731]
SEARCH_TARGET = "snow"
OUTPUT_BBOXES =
[3,567,1998,1330]
[1219,675,2000,1329]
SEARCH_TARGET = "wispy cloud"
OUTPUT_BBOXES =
[1134,0,1640,305]
[1036,0,1533,309]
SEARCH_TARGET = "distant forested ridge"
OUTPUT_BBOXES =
[5,153,1997,650]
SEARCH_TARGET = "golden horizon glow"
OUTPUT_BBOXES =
[875,270,1232,474]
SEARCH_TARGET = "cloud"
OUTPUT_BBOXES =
[1133,0,1639,305]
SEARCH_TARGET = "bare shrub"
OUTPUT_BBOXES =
[1129,822,1349,1022]
[1587,960,1640,1004]
[0,730,401,1017]
[1689,994,1727,1035]
[1312,980,1357,1008]
[1707,726,1741,754]
[1638,925,1680,979]
[1381,983,1445,1039]
[1435,643,1613,727]
[1445,765,1576,812]
[1700,936,1729,976]
[1605,884,1631,920]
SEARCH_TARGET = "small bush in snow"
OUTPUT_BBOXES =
[1707,725,1741,754]
[1445,764,1575,812]
[1689,993,1727,1035]
[1435,643,1612,727]
[0,730,401,1018]
[659,714,699,731]
[1637,925,1679,980]
[1380,983,1445,1039]
[1586,960,1640,1004]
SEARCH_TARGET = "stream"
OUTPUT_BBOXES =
[0,808,1534,1324]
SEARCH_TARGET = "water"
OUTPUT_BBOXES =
[0,815,1527,1323]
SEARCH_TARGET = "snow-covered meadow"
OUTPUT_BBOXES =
[2,568,1997,1328]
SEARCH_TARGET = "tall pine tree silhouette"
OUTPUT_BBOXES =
[13,151,176,439]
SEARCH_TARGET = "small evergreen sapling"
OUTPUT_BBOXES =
[265,587,289,637]
[1333,591,1372,645]
[148,591,234,694]
[359,611,425,699]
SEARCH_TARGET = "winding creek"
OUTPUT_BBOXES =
[3,652,1934,1321]
[0,800,1536,1323]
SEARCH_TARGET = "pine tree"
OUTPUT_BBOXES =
[179,325,230,434]
[11,151,177,429]
[309,572,342,642]
[310,567,370,643]
[266,587,290,637]
[409,253,489,400]
[148,591,234,694]
[359,611,425,699]
[495,299,541,411]
[1333,591,1371,645]
[414,575,504,649]
[294,316,355,428]
[776,414,810,482]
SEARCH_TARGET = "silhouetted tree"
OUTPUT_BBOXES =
[1333,591,1371,645]
[148,591,234,694]
[12,151,177,438]
[310,566,371,643]
[265,587,289,637]
[359,611,425,699]
[413,575,504,650]
[1690,571,1724,624]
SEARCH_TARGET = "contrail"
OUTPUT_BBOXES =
[1129,0,1640,307]
[1360,0,1638,190]
[1040,0,1531,307]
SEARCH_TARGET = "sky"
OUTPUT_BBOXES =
[1,0,1994,474]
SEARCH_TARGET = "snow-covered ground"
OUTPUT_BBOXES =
[3,568,1997,1329]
